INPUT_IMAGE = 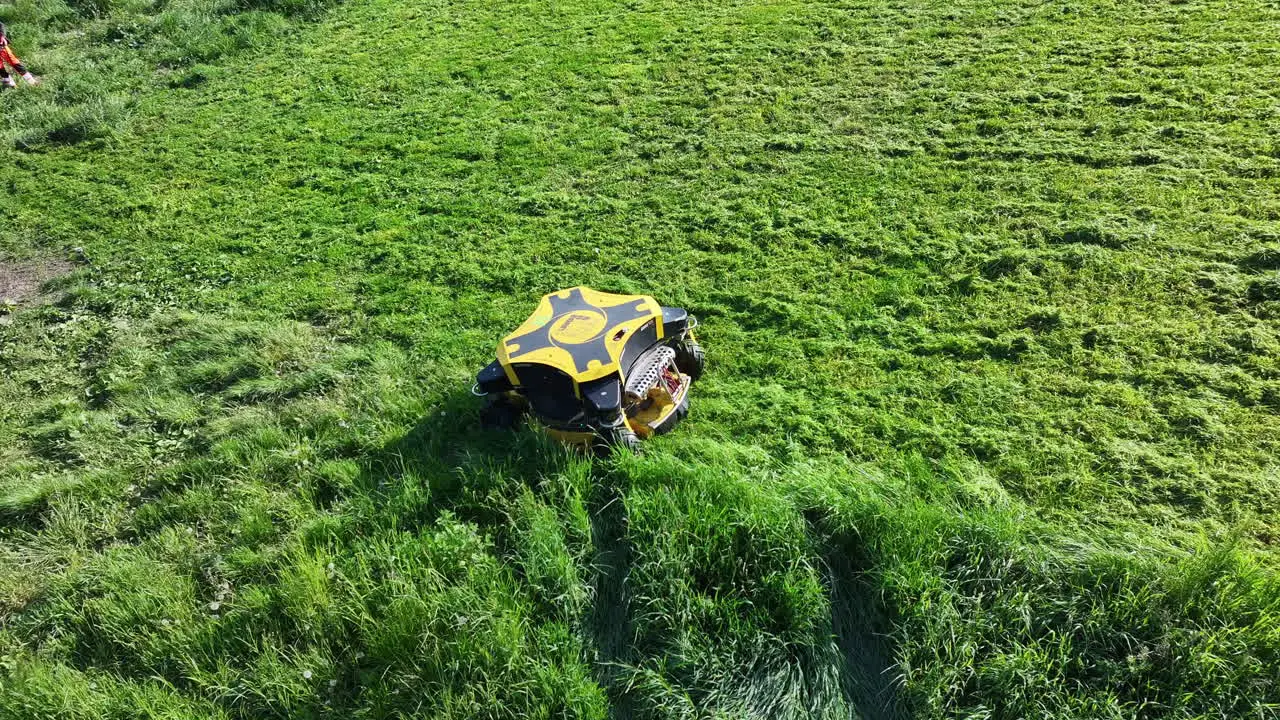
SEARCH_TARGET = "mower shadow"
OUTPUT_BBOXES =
[350,387,581,535]
[352,388,646,715]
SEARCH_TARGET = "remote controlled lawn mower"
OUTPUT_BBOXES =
[473,287,704,453]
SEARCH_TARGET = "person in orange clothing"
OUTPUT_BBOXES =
[0,23,40,89]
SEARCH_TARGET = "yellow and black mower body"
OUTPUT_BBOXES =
[474,286,704,453]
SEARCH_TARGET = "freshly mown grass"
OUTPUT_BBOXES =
[0,0,332,147]
[2,0,1280,716]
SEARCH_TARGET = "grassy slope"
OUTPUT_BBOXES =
[2,0,1280,717]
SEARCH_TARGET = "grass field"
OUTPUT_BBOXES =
[2,0,1280,716]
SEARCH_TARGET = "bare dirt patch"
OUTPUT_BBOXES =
[0,256,74,312]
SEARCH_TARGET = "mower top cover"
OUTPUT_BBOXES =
[498,286,667,388]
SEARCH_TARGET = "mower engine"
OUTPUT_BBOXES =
[473,287,704,453]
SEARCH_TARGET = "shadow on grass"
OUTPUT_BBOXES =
[584,470,638,720]
[361,390,646,716]
[822,534,910,720]
[350,388,577,535]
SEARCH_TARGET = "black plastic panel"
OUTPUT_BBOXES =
[476,359,513,394]
[582,376,621,414]
[513,363,581,423]
[620,318,660,379]
[660,306,689,336]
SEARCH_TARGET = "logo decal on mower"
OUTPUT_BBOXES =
[549,310,607,345]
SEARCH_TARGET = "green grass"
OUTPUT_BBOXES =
[2,0,1280,716]
[0,0,333,147]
